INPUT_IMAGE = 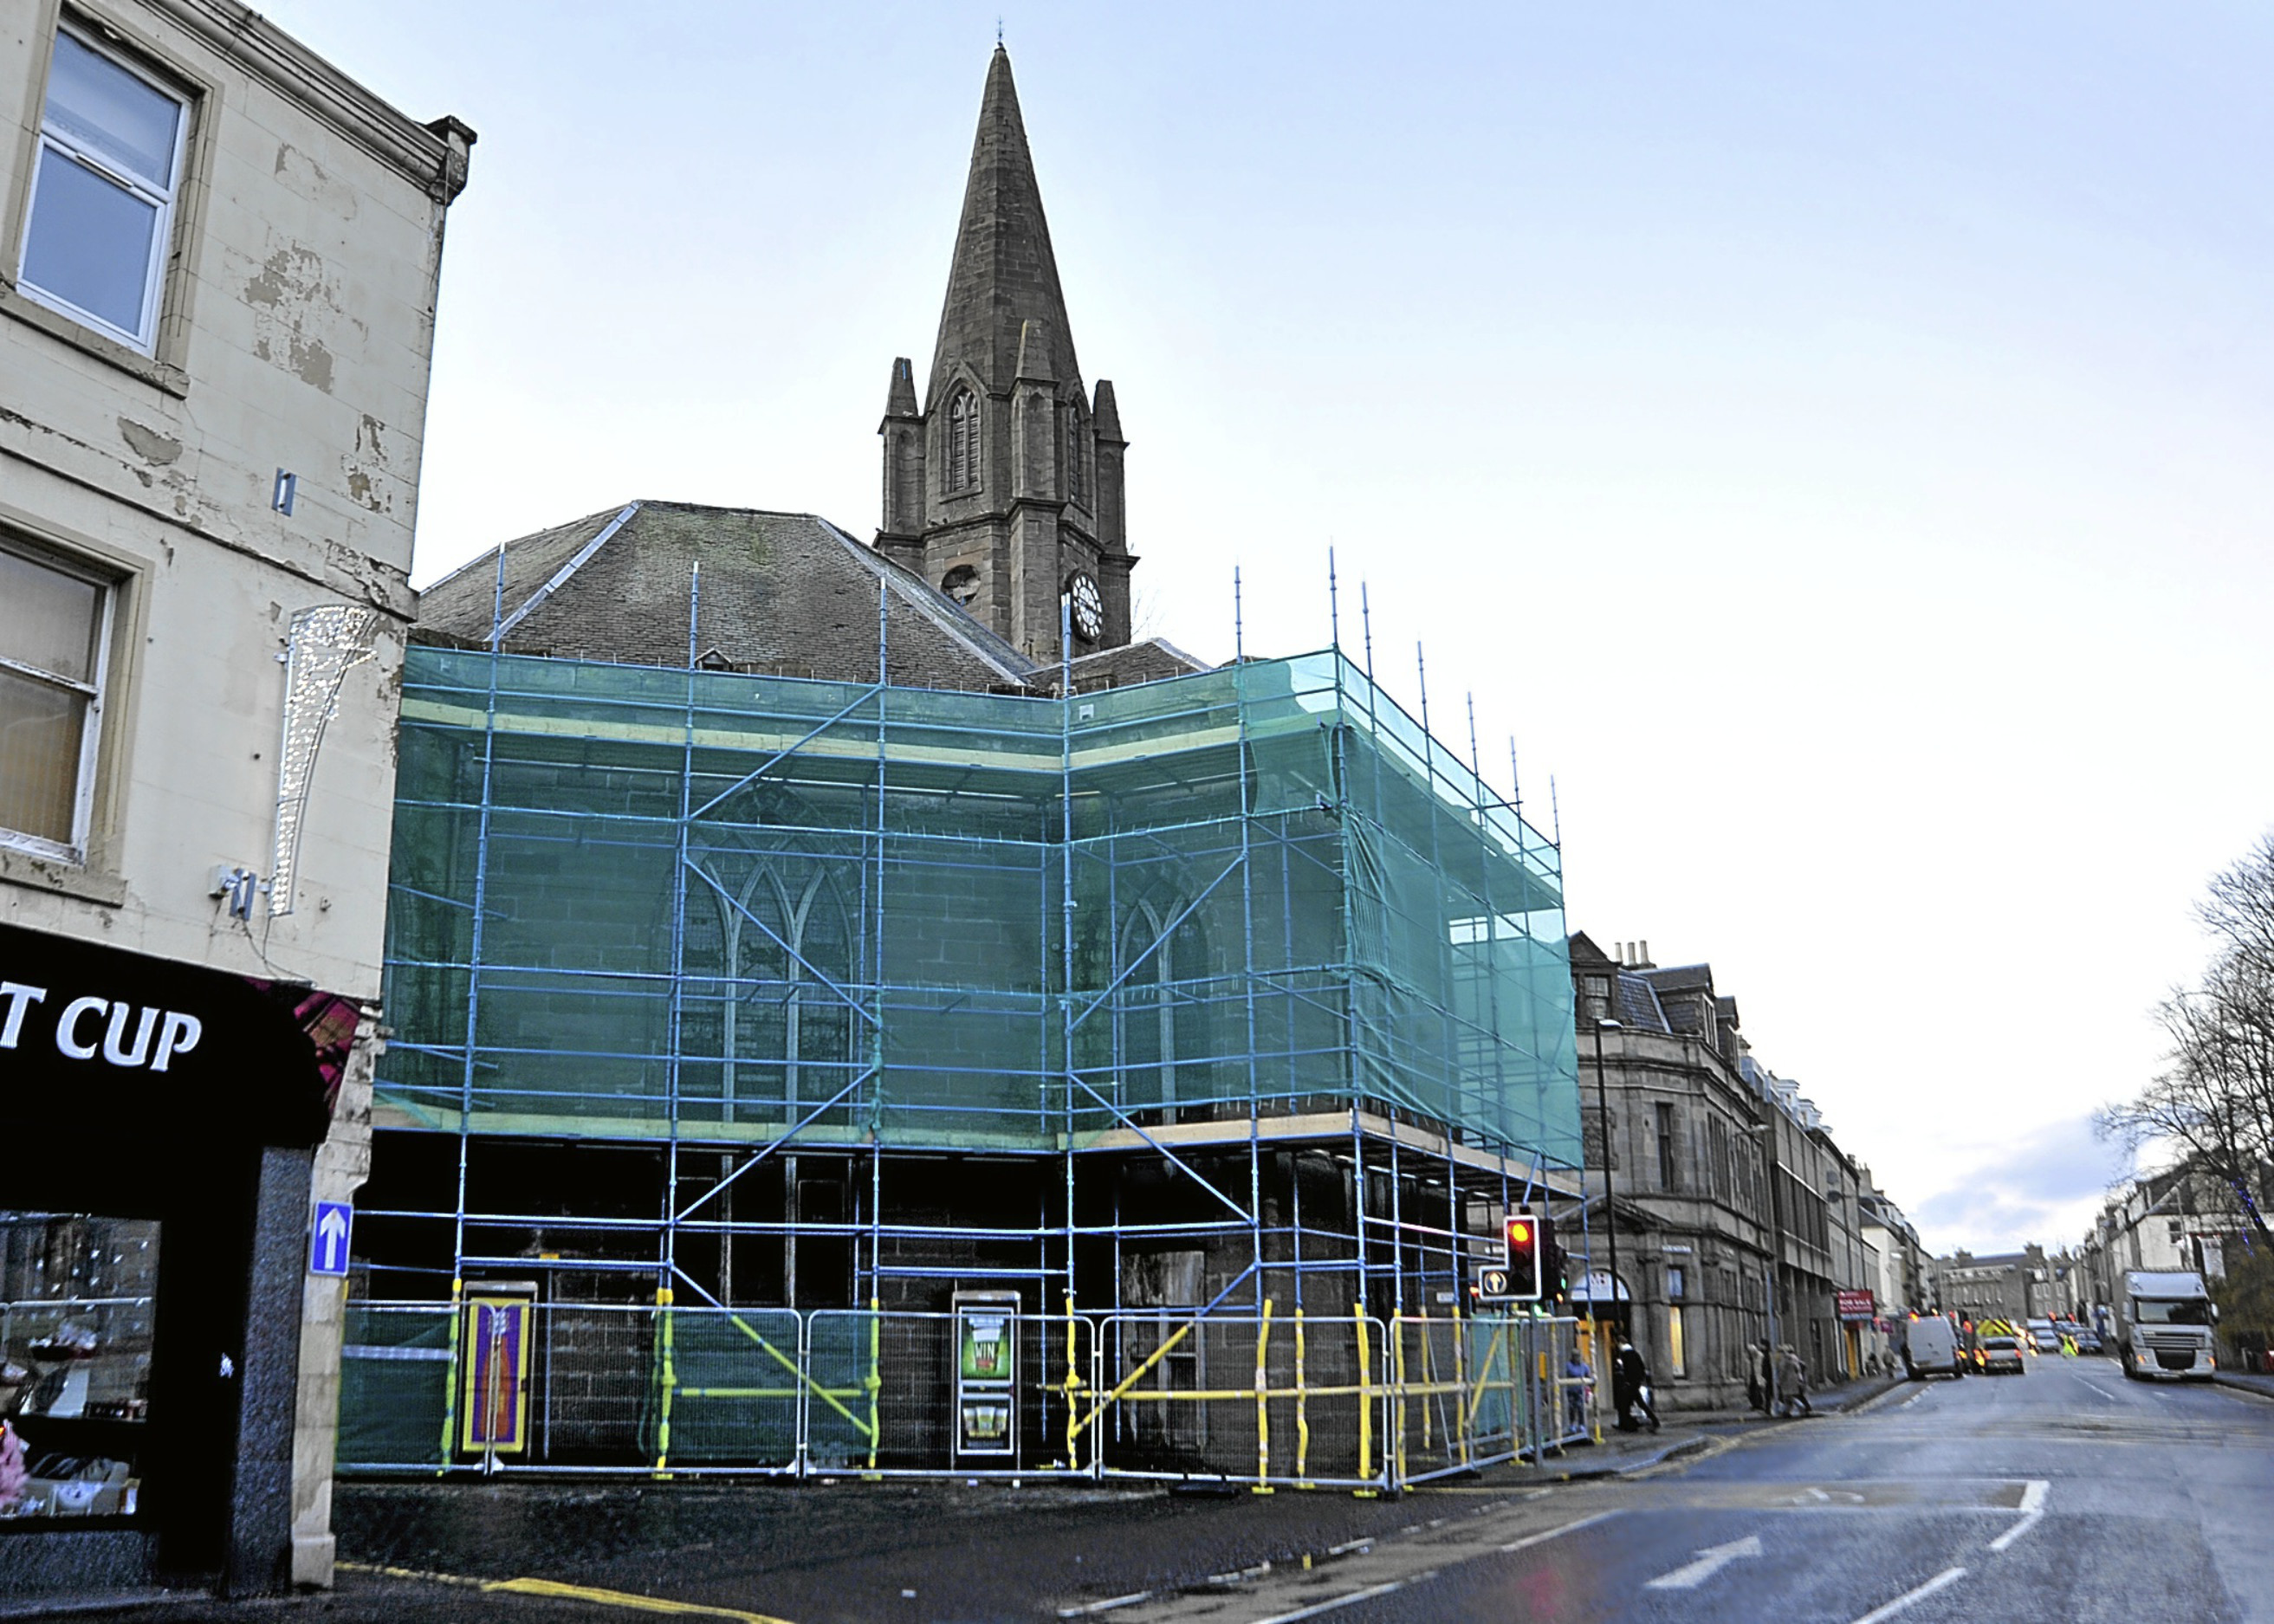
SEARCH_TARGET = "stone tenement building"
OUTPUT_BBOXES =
[0,0,469,1599]
[1932,1245,2052,1325]
[1567,935,1897,1408]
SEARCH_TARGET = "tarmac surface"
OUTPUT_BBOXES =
[10,1359,2271,1622]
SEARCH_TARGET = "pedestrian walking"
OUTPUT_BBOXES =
[1612,1335,1661,1433]
[1773,1343,1811,1417]
[1563,1349,1594,1436]
[1747,1339,1773,1414]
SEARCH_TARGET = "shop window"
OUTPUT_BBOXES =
[1,1209,159,1520]
[0,541,113,862]
[17,29,190,353]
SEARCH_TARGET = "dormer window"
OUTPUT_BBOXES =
[946,387,980,492]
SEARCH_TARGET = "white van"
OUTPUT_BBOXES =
[1901,1316,1966,1380]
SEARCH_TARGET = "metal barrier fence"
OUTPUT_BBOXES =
[339,1300,1592,1491]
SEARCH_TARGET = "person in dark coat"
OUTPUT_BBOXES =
[1612,1336,1661,1433]
[1746,1339,1772,1414]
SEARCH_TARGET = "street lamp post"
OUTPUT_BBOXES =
[1752,1119,1782,1356]
[1591,1017,1623,1333]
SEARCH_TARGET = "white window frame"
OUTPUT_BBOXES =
[16,25,191,355]
[0,541,115,865]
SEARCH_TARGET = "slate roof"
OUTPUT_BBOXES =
[417,501,1039,690]
[416,500,1211,695]
[1612,973,1671,1033]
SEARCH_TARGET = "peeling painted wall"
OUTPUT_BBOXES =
[0,2,470,1588]
[0,0,467,1000]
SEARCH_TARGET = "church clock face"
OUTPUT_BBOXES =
[1066,571,1105,643]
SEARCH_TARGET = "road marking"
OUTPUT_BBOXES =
[2018,1479,2048,1513]
[1989,1511,2044,1552]
[1497,1509,1626,1552]
[1252,1574,1434,1624]
[338,1566,800,1624]
[1057,1593,1154,1617]
[1848,1566,1966,1624]
[1645,1534,1764,1590]
[487,1577,801,1622]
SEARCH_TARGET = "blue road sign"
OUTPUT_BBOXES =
[310,1200,353,1276]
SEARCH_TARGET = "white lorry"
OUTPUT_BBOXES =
[2116,1270,2218,1382]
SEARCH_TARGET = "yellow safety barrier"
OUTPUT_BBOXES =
[655,1286,677,1476]
[1293,1307,1312,1487]
[1355,1304,1373,1491]
[727,1309,872,1440]
[1072,1321,1194,1439]
[1253,1299,1274,1492]
[865,1297,882,1475]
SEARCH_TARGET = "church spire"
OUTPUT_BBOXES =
[881,45,1135,665]
[927,46,1081,409]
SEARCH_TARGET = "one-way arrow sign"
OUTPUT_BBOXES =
[1645,1534,1763,1590]
[310,1200,353,1277]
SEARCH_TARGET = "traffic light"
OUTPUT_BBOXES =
[1505,1208,1544,1301]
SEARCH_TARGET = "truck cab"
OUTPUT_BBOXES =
[2117,1270,2218,1381]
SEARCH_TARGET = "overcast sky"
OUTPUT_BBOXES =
[264,1,2274,1257]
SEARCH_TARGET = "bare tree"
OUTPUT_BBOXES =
[2100,832,2274,1243]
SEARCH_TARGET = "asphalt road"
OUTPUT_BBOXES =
[20,1358,2271,1623]
[1138,1356,2274,1624]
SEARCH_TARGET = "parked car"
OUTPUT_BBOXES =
[2031,1327,2063,1354]
[2070,1328,2103,1355]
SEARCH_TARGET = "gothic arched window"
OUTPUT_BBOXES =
[947,387,979,491]
[1066,403,1085,506]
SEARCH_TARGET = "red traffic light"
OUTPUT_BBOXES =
[1503,1211,1544,1301]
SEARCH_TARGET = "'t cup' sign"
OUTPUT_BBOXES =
[0,983,203,1072]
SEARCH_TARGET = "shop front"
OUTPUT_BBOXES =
[0,922,347,1600]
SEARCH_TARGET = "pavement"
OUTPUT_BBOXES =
[9,1358,2264,1623]
[2215,1367,2274,1401]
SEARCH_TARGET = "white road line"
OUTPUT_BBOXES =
[1497,1509,1627,1552]
[2018,1479,2048,1513]
[1056,1593,1153,1617]
[1253,1574,1432,1624]
[1848,1566,1966,1624]
[1989,1511,2044,1552]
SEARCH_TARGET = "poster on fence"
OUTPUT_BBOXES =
[458,1284,537,1455]
[953,1290,1019,1459]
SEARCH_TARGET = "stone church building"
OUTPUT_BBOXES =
[421,46,1193,693]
